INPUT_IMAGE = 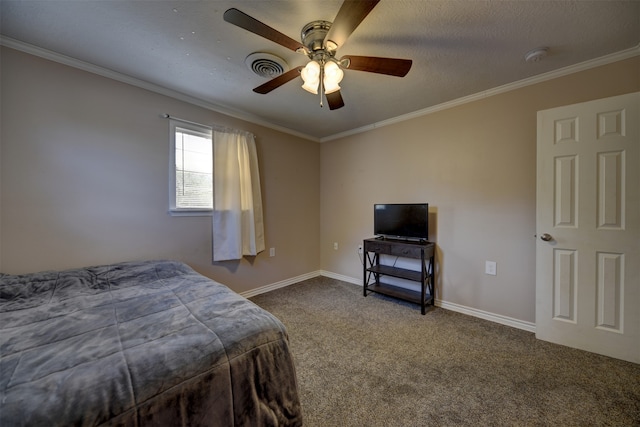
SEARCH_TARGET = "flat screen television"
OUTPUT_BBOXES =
[374,203,429,241]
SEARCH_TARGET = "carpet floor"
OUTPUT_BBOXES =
[250,276,640,426]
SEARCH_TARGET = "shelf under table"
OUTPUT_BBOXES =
[366,265,423,282]
[366,282,432,305]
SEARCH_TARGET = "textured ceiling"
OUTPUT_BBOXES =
[1,1,639,140]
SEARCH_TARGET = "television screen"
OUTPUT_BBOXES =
[374,203,428,241]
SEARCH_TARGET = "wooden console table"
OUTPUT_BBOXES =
[363,238,435,315]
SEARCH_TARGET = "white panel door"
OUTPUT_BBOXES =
[536,92,639,363]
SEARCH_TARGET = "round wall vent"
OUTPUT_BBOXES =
[245,52,289,78]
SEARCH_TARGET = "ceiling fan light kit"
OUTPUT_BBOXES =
[323,61,344,94]
[301,60,321,93]
[223,0,412,110]
[301,60,344,95]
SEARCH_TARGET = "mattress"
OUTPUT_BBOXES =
[0,260,302,426]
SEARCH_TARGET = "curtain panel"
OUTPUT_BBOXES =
[212,130,265,261]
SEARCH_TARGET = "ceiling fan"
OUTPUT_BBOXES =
[223,0,412,110]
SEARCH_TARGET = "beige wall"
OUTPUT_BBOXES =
[0,47,320,293]
[320,57,639,323]
[2,45,638,322]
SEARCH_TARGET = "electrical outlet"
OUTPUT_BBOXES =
[358,245,363,254]
[485,261,497,276]
[333,242,339,250]
[269,247,275,257]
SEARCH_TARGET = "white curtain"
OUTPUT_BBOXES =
[212,130,265,261]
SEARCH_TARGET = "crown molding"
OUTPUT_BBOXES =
[0,36,321,143]
[320,44,640,142]
[2,36,637,144]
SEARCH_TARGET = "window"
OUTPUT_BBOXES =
[167,117,265,260]
[169,120,213,215]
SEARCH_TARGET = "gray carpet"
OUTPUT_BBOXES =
[250,276,640,426]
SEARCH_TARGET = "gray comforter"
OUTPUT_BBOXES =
[0,260,302,426]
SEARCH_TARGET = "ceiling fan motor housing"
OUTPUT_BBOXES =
[301,20,333,58]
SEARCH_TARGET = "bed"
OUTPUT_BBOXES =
[0,260,302,426]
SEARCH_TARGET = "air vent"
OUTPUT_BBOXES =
[245,52,289,78]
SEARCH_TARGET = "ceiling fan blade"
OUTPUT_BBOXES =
[326,90,345,110]
[342,55,412,77]
[324,0,380,51]
[224,8,307,53]
[253,66,303,94]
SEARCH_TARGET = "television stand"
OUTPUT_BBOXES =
[363,238,435,315]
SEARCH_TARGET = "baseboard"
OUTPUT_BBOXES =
[240,270,536,333]
[436,300,536,333]
[321,271,537,333]
[239,270,321,299]
[319,270,362,286]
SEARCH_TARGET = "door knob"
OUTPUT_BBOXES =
[540,233,553,242]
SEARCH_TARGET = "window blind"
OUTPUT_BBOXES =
[175,126,213,209]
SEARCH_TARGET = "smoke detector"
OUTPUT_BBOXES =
[245,52,289,78]
[525,47,549,63]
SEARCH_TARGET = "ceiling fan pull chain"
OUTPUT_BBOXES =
[319,60,325,108]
